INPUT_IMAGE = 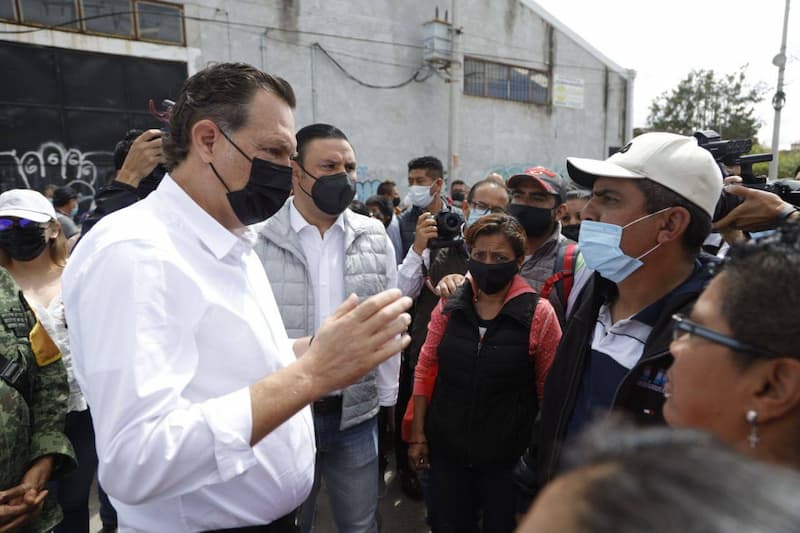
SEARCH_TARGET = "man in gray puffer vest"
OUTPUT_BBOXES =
[254,124,399,533]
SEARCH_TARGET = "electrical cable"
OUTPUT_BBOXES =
[313,43,431,89]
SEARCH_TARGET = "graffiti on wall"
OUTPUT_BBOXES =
[355,164,384,201]
[0,142,115,196]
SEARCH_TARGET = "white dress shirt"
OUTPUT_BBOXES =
[397,246,431,299]
[62,176,315,532]
[289,201,400,406]
[386,214,403,264]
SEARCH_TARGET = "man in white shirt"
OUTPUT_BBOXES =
[62,63,411,533]
[254,124,398,533]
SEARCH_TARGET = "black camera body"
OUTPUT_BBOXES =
[693,131,800,221]
[428,210,465,249]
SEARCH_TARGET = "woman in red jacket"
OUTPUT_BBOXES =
[408,213,562,532]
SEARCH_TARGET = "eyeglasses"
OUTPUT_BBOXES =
[468,201,506,214]
[0,217,41,231]
[671,314,782,358]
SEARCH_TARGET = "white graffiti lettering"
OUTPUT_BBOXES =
[0,141,114,196]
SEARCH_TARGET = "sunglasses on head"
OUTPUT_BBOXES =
[0,217,42,231]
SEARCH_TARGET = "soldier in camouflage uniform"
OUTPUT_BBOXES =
[0,267,75,532]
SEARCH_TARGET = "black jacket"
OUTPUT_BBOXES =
[514,257,716,504]
[80,181,140,237]
[427,283,540,466]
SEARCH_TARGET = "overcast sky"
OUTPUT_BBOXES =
[532,0,799,149]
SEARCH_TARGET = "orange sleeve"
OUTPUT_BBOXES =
[529,297,562,403]
[412,297,450,403]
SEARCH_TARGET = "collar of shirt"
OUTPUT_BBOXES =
[160,174,254,259]
[288,197,346,237]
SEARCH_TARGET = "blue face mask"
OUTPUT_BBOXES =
[578,208,669,283]
[466,207,489,228]
[70,205,78,218]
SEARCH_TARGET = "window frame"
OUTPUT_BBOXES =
[463,56,549,105]
[134,0,184,46]
[3,0,185,46]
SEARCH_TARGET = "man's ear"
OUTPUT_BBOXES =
[291,160,304,191]
[191,119,222,164]
[657,206,691,244]
[462,199,470,221]
[555,203,568,222]
[433,177,444,196]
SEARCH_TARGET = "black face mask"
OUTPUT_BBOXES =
[509,204,555,238]
[295,161,356,216]
[0,225,48,262]
[468,258,518,295]
[451,190,465,203]
[562,224,580,242]
[392,196,400,208]
[210,129,293,226]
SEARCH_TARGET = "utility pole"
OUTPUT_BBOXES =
[769,0,791,180]
[447,0,462,185]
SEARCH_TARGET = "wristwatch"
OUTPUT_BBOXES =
[776,203,800,224]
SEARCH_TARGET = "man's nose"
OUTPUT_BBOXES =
[581,197,599,221]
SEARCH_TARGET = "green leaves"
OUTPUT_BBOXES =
[647,67,765,141]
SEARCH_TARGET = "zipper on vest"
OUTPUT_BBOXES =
[465,329,486,467]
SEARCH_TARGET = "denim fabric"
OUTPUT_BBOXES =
[299,413,378,533]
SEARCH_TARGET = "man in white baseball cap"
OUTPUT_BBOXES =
[515,132,725,507]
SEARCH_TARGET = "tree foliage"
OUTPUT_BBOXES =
[647,68,765,140]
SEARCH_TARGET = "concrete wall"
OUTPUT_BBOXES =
[1,0,629,196]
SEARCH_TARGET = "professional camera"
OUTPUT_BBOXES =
[428,210,465,249]
[694,131,800,221]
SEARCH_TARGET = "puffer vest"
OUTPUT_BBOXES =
[255,201,390,430]
[426,283,539,466]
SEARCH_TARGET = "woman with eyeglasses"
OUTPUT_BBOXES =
[665,221,800,470]
[407,213,562,532]
[0,189,97,532]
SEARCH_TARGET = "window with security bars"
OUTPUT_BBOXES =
[6,0,184,45]
[464,57,549,105]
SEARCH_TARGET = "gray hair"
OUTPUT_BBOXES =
[560,417,800,533]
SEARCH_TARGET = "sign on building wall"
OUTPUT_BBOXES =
[553,76,585,110]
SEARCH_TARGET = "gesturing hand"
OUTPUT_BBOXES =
[304,288,412,397]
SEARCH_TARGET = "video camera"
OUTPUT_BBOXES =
[694,130,800,221]
[428,209,465,249]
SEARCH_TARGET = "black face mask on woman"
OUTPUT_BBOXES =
[210,129,293,226]
[295,161,356,216]
[0,222,47,262]
[468,258,518,294]
[508,204,555,238]
[561,224,581,242]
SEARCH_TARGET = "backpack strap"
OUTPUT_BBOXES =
[540,242,578,303]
